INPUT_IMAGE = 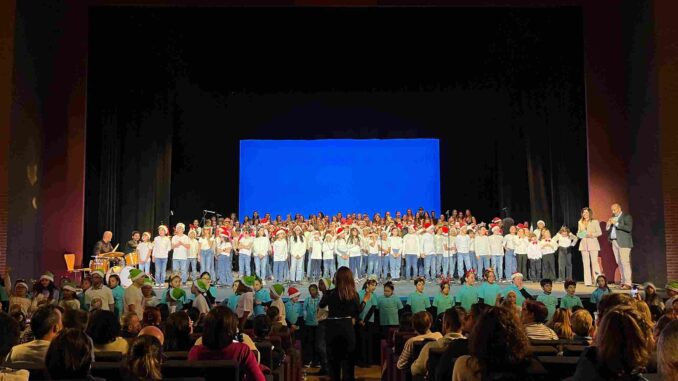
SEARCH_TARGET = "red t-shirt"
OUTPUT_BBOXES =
[188,343,265,381]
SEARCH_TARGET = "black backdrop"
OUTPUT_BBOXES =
[85,7,587,276]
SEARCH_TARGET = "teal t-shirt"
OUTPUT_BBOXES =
[561,294,583,309]
[304,296,320,326]
[359,290,379,322]
[254,288,271,316]
[536,293,558,322]
[378,295,403,326]
[110,285,125,318]
[478,283,502,305]
[285,300,302,325]
[226,294,240,313]
[432,292,455,314]
[456,284,479,311]
[407,292,430,313]
[590,288,611,305]
[503,285,526,307]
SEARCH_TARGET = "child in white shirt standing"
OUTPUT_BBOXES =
[502,226,517,280]
[253,228,271,280]
[474,227,491,276]
[514,226,529,278]
[379,231,391,280]
[334,228,349,270]
[455,226,472,279]
[539,230,557,281]
[272,230,289,282]
[322,232,336,278]
[526,233,542,281]
[554,226,578,281]
[153,225,171,286]
[434,227,445,278]
[388,227,403,280]
[309,231,323,279]
[188,230,200,282]
[488,226,505,281]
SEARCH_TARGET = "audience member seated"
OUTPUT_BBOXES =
[434,303,489,381]
[597,293,635,319]
[4,305,62,366]
[548,308,574,341]
[164,311,194,352]
[572,304,652,380]
[657,320,678,381]
[396,311,442,370]
[0,311,29,380]
[45,328,103,380]
[187,307,265,381]
[62,308,89,331]
[86,309,129,353]
[252,315,285,369]
[412,307,466,376]
[522,300,559,341]
[142,306,162,328]
[653,314,675,344]
[126,334,164,380]
[452,306,544,381]
[194,306,259,353]
[266,306,292,351]
[139,326,165,346]
[121,311,142,338]
[570,309,595,345]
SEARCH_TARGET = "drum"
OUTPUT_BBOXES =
[88,259,109,274]
[106,266,134,288]
[124,252,139,266]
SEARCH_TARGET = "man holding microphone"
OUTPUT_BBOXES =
[606,203,633,289]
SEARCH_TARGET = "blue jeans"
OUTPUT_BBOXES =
[273,261,287,282]
[367,254,379,276]
[323,258,335,278]
[310,259,322,279]
[423,255,433,279]
[456,252,471,278]
[380,255,390,278]
[349,257,361,276]
[290,256,304,281]
[491,255,504,280]
[476,256,490,275]
[405,254,418,279]
[441,256,450,277]
[432,254,442,277]
[337,256,349,270]
[390,255,401,279]
[200,249,214,280]
[254,255,268,279]
[188,258,198,280]
[239,254,251,278]
[267,257,274,280]
[505,249,516,277]
[417,258,424,278]
[155,258,168,284]
[469,252,477,271]
[173,259,188,284]
[217,255,233,285]
[140,261,151,275]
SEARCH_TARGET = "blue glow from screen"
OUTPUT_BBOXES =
[239,139,441,219]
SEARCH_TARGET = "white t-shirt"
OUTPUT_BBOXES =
[420,233,435,256]
[489,234,504,256]
[123,285,143,313]
[334,238,348,258]
[347,238,362,257]
[289,236,306,258]
[252,236,271,256]
[540,239,557,255]
[273,239,288,261]
[199,237,214,251]
[153,236,171,259]
[527,241,543,259]
[172,234,190,260]
[388,236,403,253]
[137,241,152,262]
[455,234,471,253]
[218,240,232,256]
[238,236,253,255]
[322,240,335,260]
[193,293,210,315]
[514,236,529,254]
[503,234,516,250]
[474,235,491,256]
[85,285,114,311]
[309,238,323,259]
[188,238,199,259]
[402,234,420,255]
[367,239,379,255]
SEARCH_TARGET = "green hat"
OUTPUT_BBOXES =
[271,284,284,297]
[242,275,257,287]
[62,282,78,292]
[40,271,55,282]
[667,281,678,293]
[91,270,105,278]
[196,279,209,293]
[170,288,186,301]
[129,269,146,282]
[142,278,154,288]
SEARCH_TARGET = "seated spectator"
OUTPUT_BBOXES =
[86,309,129,353]
[522,300,558,340]
[658,320,678,381]
[142,306,162,328]
[434,303,489,381]
[452,306,542,381]
[266,306,291,351]
[62,308,89,331]
[121,311,142,338]
[412,307,466,376]
[164,311,193,352]
[654,315,676,343]
[4,305,62,366]
[188,307,265,381]
[570,309,595,345]
[0,311,29,380]
[396,311,442,370]
[548,308,574,341]
[597,293,634,319]
[45,328,103,380]
[194,306,259,353]
[253,315,272,342]
[10,311,26,334]
[139,326,165,346]
[126,334,163,380]
[573,304,652,380]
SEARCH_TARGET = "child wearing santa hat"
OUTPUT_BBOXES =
[489,225,505,281]
[514,226,529,278]
[285,287,303,333]
[289,226,306,282]
[455,226,472,280]
[322,232,336,278]
[474,227,491,277]
[272,229,289,283]
[420,223,436,281]
[388,227,403,280]
[441,226,456,279]
[334,228,349,270]
[153,225,171,286]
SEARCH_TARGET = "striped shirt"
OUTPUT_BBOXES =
[524,323,559,340]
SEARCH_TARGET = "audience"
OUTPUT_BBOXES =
[396,311,442,370]
[138,326,165,346]
[62,308,89,331]
[657,320,678,381]
[121,311,142,338]
[86,309,129,353]
[126,334,163,380]
[45,328,102,380]
[570,309,595,345]
[164,311,193,352]
[521,300,559,340]
[142,306,162,328]
[548,308,574,340]
[412,307,466,376]
[4,305,62,366]
[0,311,29,380]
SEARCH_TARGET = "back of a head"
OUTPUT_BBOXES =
[570,309,593,337]
[164,311,192,351]
[138,326,165,346]
[334,266,358,302]
[62,309,89,331]
[413,311,433,335]
[399,312,413,331]
[523,300,548,323]
[45,328,93,380]
[266,306,280,321]
[143,307,161,327]
[86,309,120,345]
[253,315,272,339]
[31,305,60,340]
[444,307,466,333]
[0,311,20,359]
[202,307,237,350]
[127,335,163,381]
[469,306,530,372]
[658,320,678,380]
[598,293,634,320]
[595,304,651,377]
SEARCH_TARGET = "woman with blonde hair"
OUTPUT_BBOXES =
[126,334,163,380]
[658,320,678,380]
[577,207,602,286]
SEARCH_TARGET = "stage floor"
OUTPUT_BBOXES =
[161,277,628,302]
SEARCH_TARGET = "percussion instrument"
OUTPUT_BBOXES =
[124,252,139,266]
[88,259,109,274]
[98,251,125,259]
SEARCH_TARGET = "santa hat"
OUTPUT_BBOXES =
[129,268,147,282]
[492,217,502,223]
[425,223,435,232]
[271,284,285,297]
[537,220,545,226]
[288,287,301,299]
[170,288,186,301]
[666,281,678,293]
[195,279,210,293]
[62,282,78,292]
[261,218,269,226]
[40,271,55,282]
[442,226,450,235]
[511,272,524,280]
[142,232,152,239]
[336,227,344,235]
[516,223,526,229]
[158,225,169,234]
[275,229,286,237]
[91,270,105,279]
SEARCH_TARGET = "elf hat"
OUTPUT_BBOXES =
[40,271,55,282]
[271,284,285,297]
[170,287,186,301]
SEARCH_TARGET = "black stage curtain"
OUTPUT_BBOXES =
[86,7,587,277]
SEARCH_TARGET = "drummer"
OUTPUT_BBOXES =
[125,231,141,254]
[93,231,114,257]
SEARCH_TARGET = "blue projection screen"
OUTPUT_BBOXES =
[239,139,440,219]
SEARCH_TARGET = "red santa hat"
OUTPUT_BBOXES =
[442,226,450,235]
[260,218,269,225]
[288,287,301,299]
[516,223,526,229]
[425,222,435,232]
[275,229,286,237]
[492,217,502,223]
[218,226,230,237]
[336,227,344,235]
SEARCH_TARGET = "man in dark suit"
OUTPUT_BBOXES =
[606,203,633,289]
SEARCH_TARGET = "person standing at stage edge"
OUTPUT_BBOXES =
[577,207,602,287]
[606,203,633,289]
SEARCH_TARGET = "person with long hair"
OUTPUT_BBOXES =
[658,320,678,381]
[577,207,603,286]
[346,228,363,279]
[164,311,194,352]
[126,334,164,380]
[319,266,367,381]
[86,309,129,353]
[45,328,102,380]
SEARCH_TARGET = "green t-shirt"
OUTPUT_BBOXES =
[478,282,502,305]
[456,284,479,311]
[503,285,526,307]
[359,290,379,322]
[378,295,403,326]
[407,292,431,314]
[560,294,583,309]
[432,292,455,313]
[536,293,558,322]
[285,300,303,325]
[590,288,611,305]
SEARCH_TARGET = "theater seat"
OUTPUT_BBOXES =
[165,351,190,360]
[537,355,579,380]
[161,360,239,381]
[94,351,124,362]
